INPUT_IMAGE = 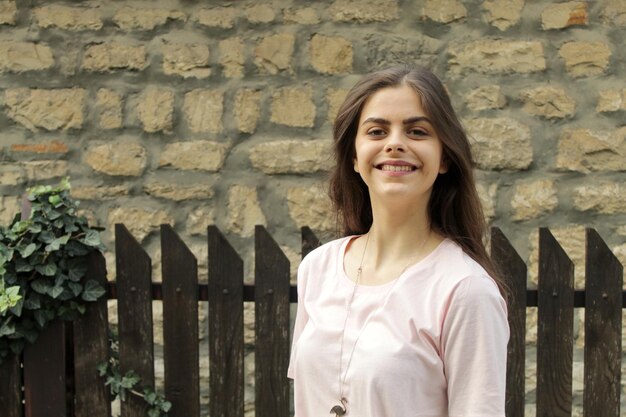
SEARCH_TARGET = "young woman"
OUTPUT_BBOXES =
[288,65,509,417]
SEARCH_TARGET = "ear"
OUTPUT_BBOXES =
[438,157,449,174]
[353,158,359,173]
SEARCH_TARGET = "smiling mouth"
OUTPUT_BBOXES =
[377,164,417,172]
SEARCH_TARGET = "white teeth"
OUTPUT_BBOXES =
[380,164,414,172]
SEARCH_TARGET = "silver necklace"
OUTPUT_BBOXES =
[331,230,431,416]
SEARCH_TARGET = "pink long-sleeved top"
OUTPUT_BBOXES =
[288,236,509,417]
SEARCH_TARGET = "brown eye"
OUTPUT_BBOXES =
[408,128,427,137]
[367,128,386,137]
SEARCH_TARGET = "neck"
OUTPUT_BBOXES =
[364,195,435,269]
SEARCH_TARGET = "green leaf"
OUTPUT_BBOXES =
[15,258,34,272]
[31,279,52,295]
[35,263,57,276]
[50,285,64,299]
[82,229,101,248]
[45,234,70,252]
[0,320,15,337]
[24,293,40,310]
[48,194,63,207]
[81,280,105,302]
[68,259,88,281]
[68,282,82,296]
[17,243,38,258]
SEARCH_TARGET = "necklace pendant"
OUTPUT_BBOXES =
[330,398,347,415]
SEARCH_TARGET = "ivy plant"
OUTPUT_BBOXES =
[0,178,106,361]
[98,330,172,417]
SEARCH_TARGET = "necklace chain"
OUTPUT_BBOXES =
[334,230,431,415]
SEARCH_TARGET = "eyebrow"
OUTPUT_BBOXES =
[360,116,433,126]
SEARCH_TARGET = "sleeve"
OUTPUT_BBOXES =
[287,256,310,379]
[441,274,509,417]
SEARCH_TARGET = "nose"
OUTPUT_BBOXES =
[385,130,405,152]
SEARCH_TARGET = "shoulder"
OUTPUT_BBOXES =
[297,235,354,278]
[430,239,500,296]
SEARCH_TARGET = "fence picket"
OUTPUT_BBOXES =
[208,225,244,417]
[161,225,200,417]
[116,224,154,417]
[23,320,66,417]
[583,229,622,417]
[0,353,22,417]
[491,227,526,417]
[73,250,111,417]
[255,226,290,417]
[536,228,574,417]
[301,226,321,259]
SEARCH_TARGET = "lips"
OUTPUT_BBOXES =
[375,161,418,172]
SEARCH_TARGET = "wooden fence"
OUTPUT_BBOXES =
[0,225,622,417]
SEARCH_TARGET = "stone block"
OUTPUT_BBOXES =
[96,89,123,129]
[573,182,626,214]
[596,89,626,112]
[10,140,68,154]
[600,0,626,26]
[558,41,611,77]
[421,0,466,23]
[226,185,266,237]
[287,184,334,233]
[113,6,186,30]
[328,0,398,22]
[310,34,352,74]
[244,4,275,23]
[143,182,214,201]
[108,206,173,243]
[283,7,320,24]
[249,139,333,174]
[364,33,441,70]
[476,182,497,221]
[0,1,17,25]
[84,141,147,176]
[511,179,558,220]
[519,85,575,119]
[183,89,223,133]
[234,89,261,134]
[22,160,68,181]
[541,2,587,29]
[482,0,524,30]
[195,7,237,29]
[4,88,85,131]
[162,42,210,78]
[33,5,102,30]
[465,117,532,170]
[137,88,174,133]
[613,244,626,269]
[71,185,130,200]
[270,87,315,128]
[159,141,227,172]
[0,164,25,186]
[0,195,20,226]
[465,85,506,111]
[82,43,147,72]
[0,41,54,73]
[254,33,295,74]
[448,40,545,75]
[186,207,216,236]
[556,127,626,172]
[219,37,245,78]
[326,88,349,123]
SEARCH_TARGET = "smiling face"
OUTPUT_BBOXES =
[353,84,447,206]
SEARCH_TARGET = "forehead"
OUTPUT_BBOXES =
[359,85,426,122]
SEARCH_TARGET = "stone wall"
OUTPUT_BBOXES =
[1,0,625,415]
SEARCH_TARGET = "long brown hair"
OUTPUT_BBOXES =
[329,65,507,298]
